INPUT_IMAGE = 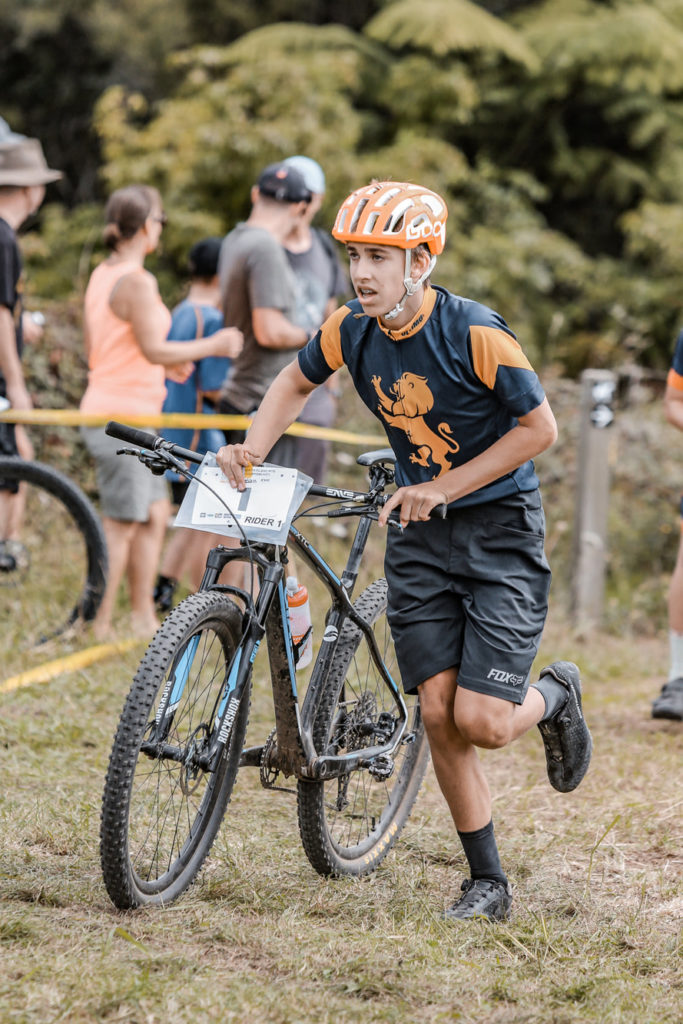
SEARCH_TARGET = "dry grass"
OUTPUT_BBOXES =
[1,571,681,1022]
[1,382,681,1022]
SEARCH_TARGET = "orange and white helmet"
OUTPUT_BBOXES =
[332,181,447,255]
[333,181,447,320]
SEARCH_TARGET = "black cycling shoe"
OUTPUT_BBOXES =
[153,574,177,613]
[537,660,593,793]
[443,878,512,923]
[652,678,683,721]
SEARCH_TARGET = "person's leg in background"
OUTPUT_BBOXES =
[653,504,683,719]
[0,422,33,569]
[128,493,170,636]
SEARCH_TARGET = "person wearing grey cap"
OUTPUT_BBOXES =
[0,135,61,571]
[215,160,312,588]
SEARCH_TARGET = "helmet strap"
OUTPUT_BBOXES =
[383,250,437,322]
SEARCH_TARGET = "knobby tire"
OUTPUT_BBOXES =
[297,578,430,877]
[100,591,249,908]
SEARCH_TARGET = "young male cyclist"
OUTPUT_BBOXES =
[216,181,593,923]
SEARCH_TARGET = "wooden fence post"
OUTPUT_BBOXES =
[571,368,617,631]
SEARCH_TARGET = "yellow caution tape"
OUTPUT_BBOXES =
[0,408,386,446]
[0,638,139,694]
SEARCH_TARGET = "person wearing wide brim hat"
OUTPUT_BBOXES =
[0,136,62,571]
[0,137,62,188]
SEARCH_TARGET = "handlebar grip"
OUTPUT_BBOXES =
[431,503,448,519]
[105,421,162,451]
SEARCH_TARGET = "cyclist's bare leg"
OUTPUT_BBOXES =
[0,428,32,541]
[127,496,169,636]
[418,669,546,832]
[668,531,683,633]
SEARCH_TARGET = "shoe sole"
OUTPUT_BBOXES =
[538,662,593,793]
[652,706,683,721]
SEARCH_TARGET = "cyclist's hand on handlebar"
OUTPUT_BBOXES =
[378,482,449,529]
[216,442,263,490]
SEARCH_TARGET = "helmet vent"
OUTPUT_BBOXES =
[365,211,380,234]
[349,197,368,233]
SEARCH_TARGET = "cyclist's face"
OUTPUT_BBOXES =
[346,243,406,317]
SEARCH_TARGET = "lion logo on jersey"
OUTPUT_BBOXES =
[371,372,459,476]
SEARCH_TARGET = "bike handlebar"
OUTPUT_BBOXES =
[105,420,447,519]
[105,421,203,465]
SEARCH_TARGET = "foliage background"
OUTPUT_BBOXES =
[4,0,683,373]
[5,0,683,623]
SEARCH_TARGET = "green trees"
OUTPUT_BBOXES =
[5,0,683,370]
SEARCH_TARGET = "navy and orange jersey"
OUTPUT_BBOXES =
[297,284,546,507]
[668,329,683,392]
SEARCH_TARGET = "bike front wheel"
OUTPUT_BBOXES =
[100,591,249,908]
[297,578,430,877]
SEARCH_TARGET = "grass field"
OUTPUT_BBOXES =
[1,547,681,1022]
[1,383,681,1022]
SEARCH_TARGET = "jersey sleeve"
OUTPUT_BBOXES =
[298,305,351,384]
[667,330,683,391]
[469,324,545,416]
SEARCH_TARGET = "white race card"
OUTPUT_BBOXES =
[175,455,311,544]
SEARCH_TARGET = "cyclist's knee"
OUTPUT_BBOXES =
[453,692,513,749]
[418,668,458,740]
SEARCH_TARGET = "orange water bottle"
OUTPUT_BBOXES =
[286,576,313,669]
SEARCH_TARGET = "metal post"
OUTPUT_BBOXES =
[571,369,617,631]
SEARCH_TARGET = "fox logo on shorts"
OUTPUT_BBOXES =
[487,667,525,687]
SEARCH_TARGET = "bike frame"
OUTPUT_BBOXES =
[147,478,410,783]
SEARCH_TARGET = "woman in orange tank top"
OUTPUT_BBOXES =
[81,185,242,640]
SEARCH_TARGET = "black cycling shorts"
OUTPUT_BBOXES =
[384,490,551,703]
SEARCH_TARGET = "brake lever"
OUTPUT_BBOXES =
[116,446,172,476]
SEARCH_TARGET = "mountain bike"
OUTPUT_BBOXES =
[100,421,445,910]
[0,454,107,647]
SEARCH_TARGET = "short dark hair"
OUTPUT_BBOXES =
[187,237,222,280]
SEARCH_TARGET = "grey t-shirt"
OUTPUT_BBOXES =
[219,223,300,413]
[286,230,348,336]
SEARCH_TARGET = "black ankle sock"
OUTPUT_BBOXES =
[457,819,507,885]
[534,674,568,721]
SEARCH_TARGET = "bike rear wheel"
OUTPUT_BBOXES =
[0,456,107,647]
[297,578,430,877]
[100,591,249,908]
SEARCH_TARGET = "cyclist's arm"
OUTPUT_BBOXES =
[216,360,316,489]
[0,305,31,410]
[664,383,683,432]
[380,398,557,527]
[252,307,309,351]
